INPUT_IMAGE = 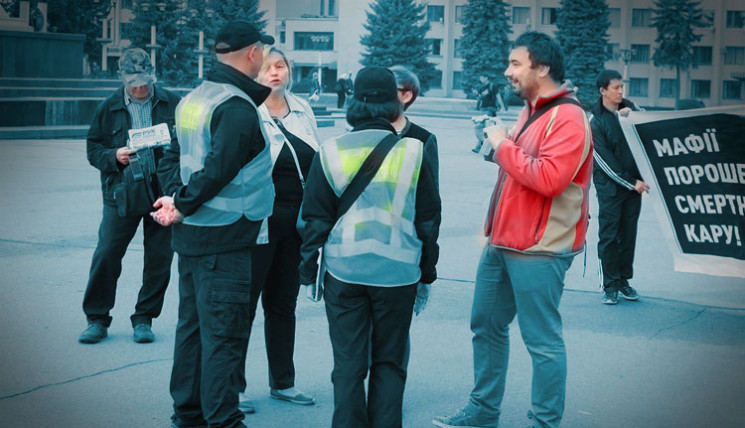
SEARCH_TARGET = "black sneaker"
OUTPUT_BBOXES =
[79,323,108,344]
[619,284,640,301]
[133,324,155,343]
[602,288,619,305]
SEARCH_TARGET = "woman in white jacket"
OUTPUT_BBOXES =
[239,47,320,413]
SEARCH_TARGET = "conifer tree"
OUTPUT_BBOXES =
[555,0,610,108]
[126,0,266,86]
[459,0,511,97]
[46,0,110,70]
[191,0,267,77]
[125,0,194,86]
[360,0,438,92]
[652,0,710,102]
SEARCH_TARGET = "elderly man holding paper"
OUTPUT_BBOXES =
[79,48,180,345]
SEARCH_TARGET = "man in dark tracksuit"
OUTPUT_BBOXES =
[80,48,178,344]
[590,69,649,305]
[153,21,275,428]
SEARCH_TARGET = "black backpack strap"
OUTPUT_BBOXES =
[337,133,401,218]
[513,97,582,143]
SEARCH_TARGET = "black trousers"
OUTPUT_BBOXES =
[337,91,346,108]
[324,274,417,428]
[246,203,302,390]
[170,248,253,428]
[83,203,172,327]
[596,188,642,290]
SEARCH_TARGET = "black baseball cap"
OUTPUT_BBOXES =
[215,20,275,54]
[353,67,398,103]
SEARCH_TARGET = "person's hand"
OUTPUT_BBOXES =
[150,196,183,226]
[633,180,649,194]
[484,123,509,150]
[618,107,632,117]
[304,282,323,302]
[116,147,134,165]
[413,282,431,316]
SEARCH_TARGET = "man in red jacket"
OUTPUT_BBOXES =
[434,32,593,428]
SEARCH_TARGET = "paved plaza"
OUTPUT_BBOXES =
[0,108,744,427]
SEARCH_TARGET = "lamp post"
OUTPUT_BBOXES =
[195,30,209,79]
[619,48,635,97]
[94,0,114,71]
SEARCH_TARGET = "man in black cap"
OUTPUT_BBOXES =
[152,20,275,428]
[298,66,441,428]
[80,47,178,345]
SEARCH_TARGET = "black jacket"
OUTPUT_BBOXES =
[590,98,642,195]
[157,62,272,256]
[298,119,441,285]
[400,118,439,187]
[86,84,180,205]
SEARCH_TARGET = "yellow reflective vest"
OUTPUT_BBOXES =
[175,81,274,228]
[320,129,424,286]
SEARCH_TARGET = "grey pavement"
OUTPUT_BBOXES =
[0,112,744,428]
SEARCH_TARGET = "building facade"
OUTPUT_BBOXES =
[101,0,744,107]
[260,0,744,107]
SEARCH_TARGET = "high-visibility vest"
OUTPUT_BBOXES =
[176,80,274,228]
[320,129,424,286]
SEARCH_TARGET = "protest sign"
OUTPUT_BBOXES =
[620,105,745,278]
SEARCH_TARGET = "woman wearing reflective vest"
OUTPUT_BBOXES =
[237,47,319,410]
[298,67,441,428]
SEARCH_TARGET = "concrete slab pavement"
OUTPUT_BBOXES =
[0,112,743,427]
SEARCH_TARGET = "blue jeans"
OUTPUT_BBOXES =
[468,246,573,428]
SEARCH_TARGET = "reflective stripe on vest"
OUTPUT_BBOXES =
[320,130,424,285]
[176,81,274,228]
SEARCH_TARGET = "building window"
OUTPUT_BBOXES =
[431,69,443,88]
[606,43,619,60]
[455,5,466,23]
[608,8,621,27]
[629,78,648,97]
[692,46,712,65]
[723,80,743,99]
[541,8,557,25]
[632,9,653,27]
[454,39,463,58]
[453,71,464,90]
[294,32,334,51]
[724,47,745,65]
[328,0,336,16]
[512,7,530,25]
[426,38,442,56]
[280,31,286,44]
[659,79,677,98]
[427,5,445,23]
[691,80,711,98]
[725,10,744,28]
[630,44,650,63]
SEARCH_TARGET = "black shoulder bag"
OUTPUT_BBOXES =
[113,148,159,217]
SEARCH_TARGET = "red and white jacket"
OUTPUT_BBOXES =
[485,83,593,256]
